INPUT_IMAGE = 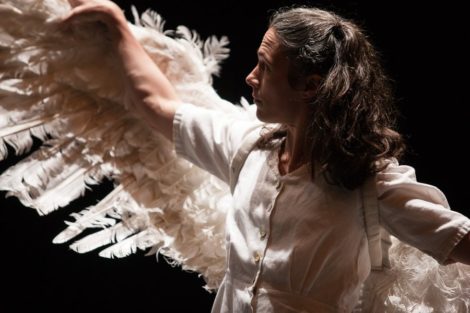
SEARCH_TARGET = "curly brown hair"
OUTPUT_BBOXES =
[268,7,405,189]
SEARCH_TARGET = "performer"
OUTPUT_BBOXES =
[58,0,470,312]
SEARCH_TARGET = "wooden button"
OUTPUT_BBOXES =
[253,252,261,263]
[259,228,267,239]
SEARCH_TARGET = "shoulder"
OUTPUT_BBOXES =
[374,158,449,207]
[375,158,417,185]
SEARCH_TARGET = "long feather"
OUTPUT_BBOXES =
[70,219,139,254]
[53,181,132,244]
[99,228,164,259]
[0,114,57,138]
[0,139,67,189]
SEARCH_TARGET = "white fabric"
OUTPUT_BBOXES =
[173,103,470,313]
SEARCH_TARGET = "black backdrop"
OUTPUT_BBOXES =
[1,0,468,312]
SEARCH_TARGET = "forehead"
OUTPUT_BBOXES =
[258,28,285,59]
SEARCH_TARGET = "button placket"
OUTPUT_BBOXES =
[249,167,280,310]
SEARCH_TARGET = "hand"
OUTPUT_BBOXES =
[60,0,128,40]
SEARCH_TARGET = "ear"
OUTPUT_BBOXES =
[302,74,322,100]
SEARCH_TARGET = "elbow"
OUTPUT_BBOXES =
[138,96,180,142]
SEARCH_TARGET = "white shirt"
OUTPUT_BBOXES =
[173,103,470,313]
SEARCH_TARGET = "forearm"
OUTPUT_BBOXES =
[448,231,470,265]
[63,0,180,141]
[113,22,181,140]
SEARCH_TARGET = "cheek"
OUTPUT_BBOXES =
[263,81,295,107]
[260,76,285,98]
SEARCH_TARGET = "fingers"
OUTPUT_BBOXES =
[57,1,126,40]
[67,0,85,8]
[60,2,111,26]
[67,0,113,8]
[59,5,88,27]
[58,6,107,36]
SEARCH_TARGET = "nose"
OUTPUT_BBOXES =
[245,66,259,89]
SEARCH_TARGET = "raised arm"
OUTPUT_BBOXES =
[62,0,181,141]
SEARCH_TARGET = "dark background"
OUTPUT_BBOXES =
[1,0,467,312]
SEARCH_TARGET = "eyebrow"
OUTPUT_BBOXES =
[257,51,272,67]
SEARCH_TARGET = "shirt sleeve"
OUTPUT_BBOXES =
[377,159,470,264]
[172,103,263,184]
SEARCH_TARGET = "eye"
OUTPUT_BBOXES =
[258,61,269,72]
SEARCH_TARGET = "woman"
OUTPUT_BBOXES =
[62,1,470,312]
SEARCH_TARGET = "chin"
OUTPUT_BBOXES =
[255,107,268,121]
[256,106,279,123]
[255,104,281,123]
[255,109,275,123]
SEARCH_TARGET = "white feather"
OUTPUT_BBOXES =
[70,220,138,254]
[357,237,470,312]
[203,35,230,78]
[53,182,129,244]
[99,228,165,259]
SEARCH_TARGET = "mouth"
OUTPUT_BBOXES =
[252,94,262,105]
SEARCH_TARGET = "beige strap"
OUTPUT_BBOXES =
[229,129,261,194]
[362,177,385,270]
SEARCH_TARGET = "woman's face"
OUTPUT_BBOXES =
[245,28,310,127]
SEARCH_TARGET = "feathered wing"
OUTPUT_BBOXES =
[0,0,252,289]
[388,239,470,312]
[357,236,470,313]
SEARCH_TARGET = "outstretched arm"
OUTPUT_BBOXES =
[62,0,181,141]
[448,231,470,265]
[376,160,470,266]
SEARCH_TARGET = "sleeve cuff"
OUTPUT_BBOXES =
[439,219,470,265]
[172,103,192,158]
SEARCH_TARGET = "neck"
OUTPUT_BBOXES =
[278,123,309,175]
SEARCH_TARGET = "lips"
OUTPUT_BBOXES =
[252,93,261,104]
